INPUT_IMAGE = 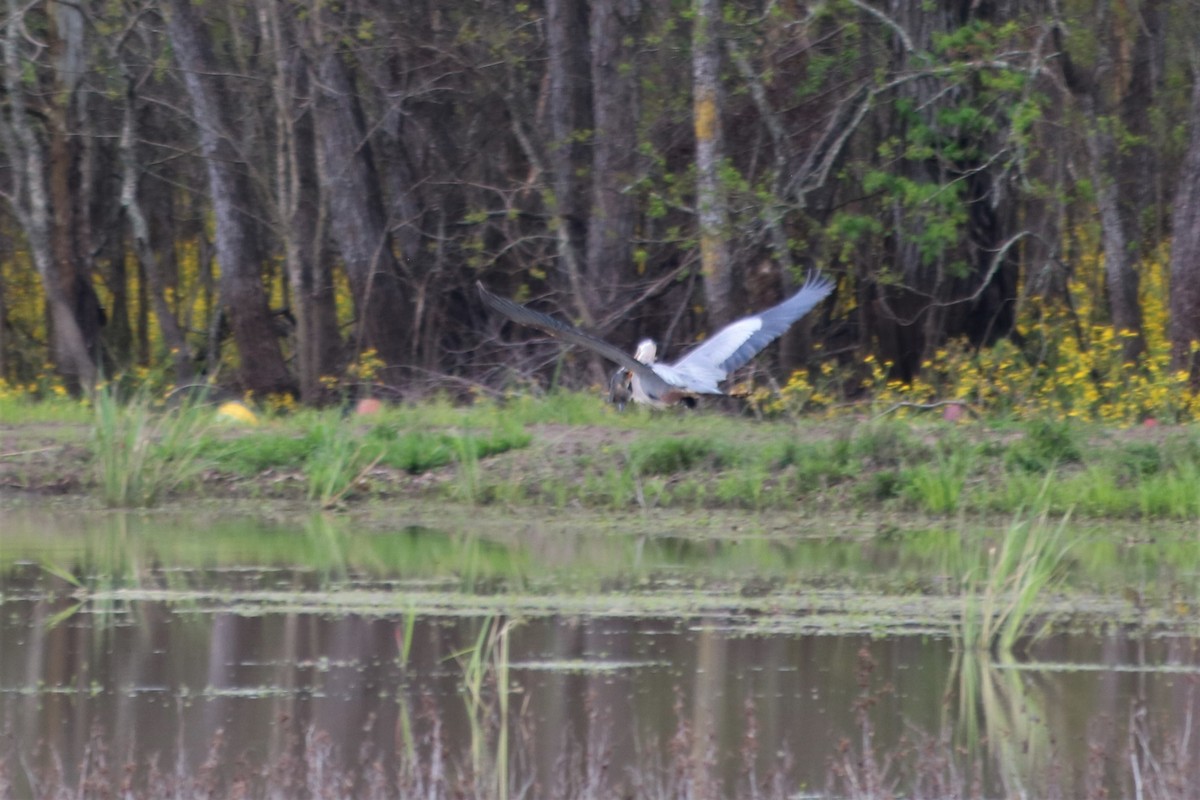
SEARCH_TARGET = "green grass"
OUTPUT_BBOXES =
[715,465,774,508]
[456,614,517,799]
[1137,459,1200,517]
[0,392,92,424]
[190,407,532,505]
[630,435,730,476]
[1004,419,1081,473]
[902,448,974,514]
[981,444,1200,519]
[92,387,212,507]
[12,388,1200,519]
[959,499,1073,655]
[202,431,314,475]
[437,402,1200,518]
[370,427,455,473]
[303,419,380,506]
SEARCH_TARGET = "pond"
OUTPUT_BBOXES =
[1,505,1198,798]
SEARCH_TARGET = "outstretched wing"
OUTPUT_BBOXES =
[672,271,834,380]
[477,282,657,381]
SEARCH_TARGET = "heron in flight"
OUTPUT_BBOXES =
[477,273,834,409]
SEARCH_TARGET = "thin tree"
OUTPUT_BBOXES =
[587,0,640,319]
[546,0,593,320]
[308,11,412,385]
[118,71,195,388]
[261,0,340,403]
[0,0,101,393]
[1055,13,1147,362]
[165,0,296,396]
[1170,67,1200,386]
[693,0,734,328]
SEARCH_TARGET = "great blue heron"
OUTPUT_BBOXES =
[478,273,834,409]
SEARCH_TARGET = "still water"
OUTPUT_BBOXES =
[1,506,1198,797]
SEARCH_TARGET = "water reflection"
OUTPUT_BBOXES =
[4,507,1200,599]
[1,508,1199,797]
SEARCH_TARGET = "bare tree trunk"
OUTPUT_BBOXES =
[1056,18,1147,362]
[136,256,150,366]
[263,1,340,404]
[102,239,130,371]
[165,0,296,397]
[119,75,195,388]
[47,103,105,386]
[47,86,105,387]
[693,0,734,328]
[310,35,412,384]
[587,0,640,319]
[1083,105,1145,361]
[1116,0,1166,248]
[0,0,97,393]
[0,255,6,380]
[546,0,593,318]
[1170,70,1200,386]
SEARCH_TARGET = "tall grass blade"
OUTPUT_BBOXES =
[303,420,381,507]
[92,386,212,507]
[959,490,1073,656]
[452,614,517,799]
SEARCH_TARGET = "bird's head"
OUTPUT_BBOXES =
[634,339,658,364]
[608,367,632,410]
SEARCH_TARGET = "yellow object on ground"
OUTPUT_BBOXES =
[216,401,258,425]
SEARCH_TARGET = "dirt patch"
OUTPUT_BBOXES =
[0,424,89,495]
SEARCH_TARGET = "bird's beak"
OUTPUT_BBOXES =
[608,368,632,411]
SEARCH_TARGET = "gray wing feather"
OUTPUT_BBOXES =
[477,282,660,382]
[674,271,834,378]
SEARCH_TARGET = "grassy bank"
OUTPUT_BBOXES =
[3,390,1200,520]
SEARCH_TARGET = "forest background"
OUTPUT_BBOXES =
[2,0,1200,425]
